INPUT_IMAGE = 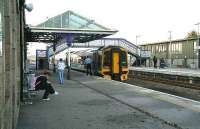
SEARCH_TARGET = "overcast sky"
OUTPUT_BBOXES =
[26,0,200,44]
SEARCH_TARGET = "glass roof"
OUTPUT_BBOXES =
[37,10,110,31]
[27,10,117,44]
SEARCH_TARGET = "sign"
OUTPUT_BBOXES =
[66,33,73,47]
[140,50,151,58]
[37,50,46,57]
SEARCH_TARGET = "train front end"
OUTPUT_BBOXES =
[101,46,128,81]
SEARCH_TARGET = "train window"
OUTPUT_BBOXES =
[103,51,111,67]
[121,51,127,66]
[98,55,101,68]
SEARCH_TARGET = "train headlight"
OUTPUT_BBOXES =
[103,71,110,75]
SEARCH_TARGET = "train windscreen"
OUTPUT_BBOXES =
[121,51,127,67]
[103,51,111,67]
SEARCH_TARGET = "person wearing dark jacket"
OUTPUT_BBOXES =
[35,71,58,100]
[153,56,157,68]
[84,56,92,75]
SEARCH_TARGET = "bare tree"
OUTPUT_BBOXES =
[186,30,198,39]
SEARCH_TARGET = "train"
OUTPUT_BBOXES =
[89,46,129,81]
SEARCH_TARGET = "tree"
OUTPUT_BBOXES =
[186,30,198,39]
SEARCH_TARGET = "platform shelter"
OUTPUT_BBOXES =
[25,10,117,78]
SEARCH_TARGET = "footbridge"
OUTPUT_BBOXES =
[47,38,141,57]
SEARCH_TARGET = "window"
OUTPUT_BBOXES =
[164,45,166,52]
[194,41,197,53]
[148,46,151,51]
[121,51,127,67]
[151,46,154,53]
[103,51,111,67]
[156,45,159,52]
[170,42,182,54]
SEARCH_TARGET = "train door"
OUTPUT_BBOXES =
[36,50,49,70]
[113,52,119,74]
[38,58,45,69]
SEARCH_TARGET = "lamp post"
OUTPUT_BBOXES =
[195,22,200,69]
[168,31,172,69]
[136,35,141,66]
[66,33,73,80]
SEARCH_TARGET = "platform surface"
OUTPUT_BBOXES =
[17,70,200,129]
[130,67,200,77]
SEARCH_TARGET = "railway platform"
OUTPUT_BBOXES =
[129,67,200,89]
[17,70,200,129]
[130,67,200,77]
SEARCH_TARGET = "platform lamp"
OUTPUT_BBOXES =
[195,22,200,69]
[136,35,140,46]
[136,35,141,66]
[24,3,33,12]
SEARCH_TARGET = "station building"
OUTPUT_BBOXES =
[140,38,199,68]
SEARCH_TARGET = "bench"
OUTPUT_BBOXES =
[23,72,38,104]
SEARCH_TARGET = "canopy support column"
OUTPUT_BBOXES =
[67,47,71,80]
[53,42,56,73]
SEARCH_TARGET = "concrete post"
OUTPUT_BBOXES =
[53,43,56,72]
[67,47,70,80]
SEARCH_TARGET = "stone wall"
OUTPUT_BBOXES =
[0,0,25,129]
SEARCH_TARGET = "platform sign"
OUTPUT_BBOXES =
[66,33,73,47]
[140,50,151,58]
[37,50,47,57]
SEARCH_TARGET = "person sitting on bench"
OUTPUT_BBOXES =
[35,71,58,100]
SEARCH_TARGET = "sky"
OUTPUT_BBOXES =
[26,0,200,45]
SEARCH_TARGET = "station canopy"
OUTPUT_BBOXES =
[26,10,118,43]
[71,48,97,57]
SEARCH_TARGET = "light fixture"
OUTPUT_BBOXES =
[24,3,33,12]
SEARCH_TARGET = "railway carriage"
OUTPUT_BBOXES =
[92,46,128,81]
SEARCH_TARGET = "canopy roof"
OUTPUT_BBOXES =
[26,10,117,43]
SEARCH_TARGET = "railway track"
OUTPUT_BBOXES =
[129,71,200,90]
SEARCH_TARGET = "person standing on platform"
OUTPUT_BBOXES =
[153,56,157,68]
[57,58,66,84]
[84,56,92,76]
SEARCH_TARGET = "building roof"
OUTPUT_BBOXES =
[140,38,197,46]
[25,10,118,43]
